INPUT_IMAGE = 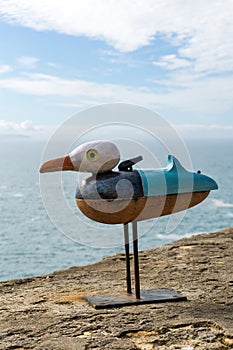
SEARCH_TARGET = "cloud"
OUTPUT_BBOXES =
[17,56,40,68]
[178,124,233,131]
[0,72,232,114]
[153,55,192,70]
[0,0,232,119]
[0,73,162,108]
[176,123,233,139]
[0,64,12,74]
[47,62,59,68]
[0,119,41,131]
[0,0,232,76]
[0,119,55,140]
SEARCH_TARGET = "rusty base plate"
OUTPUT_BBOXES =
[84,289,187,309]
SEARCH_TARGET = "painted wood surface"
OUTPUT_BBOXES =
[138,156,218,196]
[76,191,210,224]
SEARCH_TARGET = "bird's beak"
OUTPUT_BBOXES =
[39,155,74,173]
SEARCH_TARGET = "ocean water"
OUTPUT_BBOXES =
[0,136,232,281]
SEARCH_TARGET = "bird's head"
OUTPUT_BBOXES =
[39,140,120,174]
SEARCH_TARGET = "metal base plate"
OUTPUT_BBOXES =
[84,289,187,309]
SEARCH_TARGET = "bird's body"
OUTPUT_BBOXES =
[40,139,218,305]
[75,155,217,224]
[40,140,218,224]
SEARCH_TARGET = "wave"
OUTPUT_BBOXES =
[156,231,196,241]
[212,199,233,208]
[12,192,24,198]
[30,216,40,222]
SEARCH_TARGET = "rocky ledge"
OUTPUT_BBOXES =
[0,227,233,349]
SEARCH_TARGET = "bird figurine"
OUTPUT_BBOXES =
[40,140,218,307]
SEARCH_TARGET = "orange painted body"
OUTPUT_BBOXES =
[76,191,210,224]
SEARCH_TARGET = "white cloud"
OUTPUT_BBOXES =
[0,72,232,114]
[0,119,41,131]
[0,119,55,139]
[17,56,39,68]
[47,62,59,68]
[178,124,233,131]
[176,123,233,139]
[0,0,232,75]
[0,64,12,74]
[0,0,232,119]
[153,55,192,70]
[0,73,161,106]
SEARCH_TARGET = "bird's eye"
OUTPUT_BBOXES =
[86,149,99,161]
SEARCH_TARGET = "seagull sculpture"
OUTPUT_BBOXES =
[40,140,218,308]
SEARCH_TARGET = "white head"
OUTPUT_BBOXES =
[40,140,120,174]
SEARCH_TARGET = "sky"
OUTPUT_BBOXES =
[0,0,232,139]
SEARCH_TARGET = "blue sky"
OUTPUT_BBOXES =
[0,0,232,138]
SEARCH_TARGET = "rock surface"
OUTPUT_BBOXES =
[0,227,233,349]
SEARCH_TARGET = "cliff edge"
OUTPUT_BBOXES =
[0,227,233,349]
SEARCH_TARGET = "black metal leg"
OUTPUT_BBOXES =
[85,221,187,308]
[132,222,140,299]
[124,223,132,294]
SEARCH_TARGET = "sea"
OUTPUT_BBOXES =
[0,136,232,281]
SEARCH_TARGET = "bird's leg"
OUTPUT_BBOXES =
[123,223,132,294]
[132,221,141,299]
